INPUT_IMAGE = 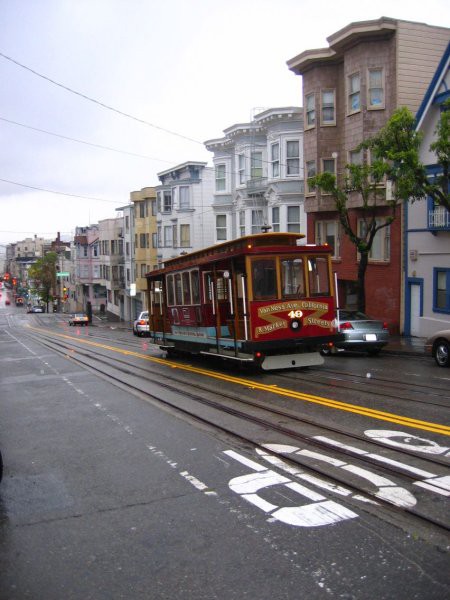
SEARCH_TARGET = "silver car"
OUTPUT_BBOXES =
[425,329,450,367]
[322,309,389,356]
[133,311,149,337]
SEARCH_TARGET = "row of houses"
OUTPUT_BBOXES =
[3,17,450,337]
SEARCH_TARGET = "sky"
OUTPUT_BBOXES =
[1,0,449,249]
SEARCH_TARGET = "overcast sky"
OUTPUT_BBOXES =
[1,0,449,248]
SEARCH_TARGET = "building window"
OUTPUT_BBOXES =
[238,154,245,184]
[140,233,146,248]
[126,242,130,256]
[239,211,245,237]
[172,225,178,248]
[157,226,161,248]
[157,191,162,213]
[322,158,336,175]
[215,164,226,191]
[251,210,264,234]
[140,264,147,278]
[251,151,263,179]
[286,141,300,176]
[125,216,130,231]
[358,219,390,261]
[164,225,173,247]
[287,206,301,232]
[433,269,450,313]
[368,68,384,109]
[163,191,172,212]
[271,143,279,178]
[216,215,227,241]
[180,224,190,247]
[139,202,145,218]
[152,233,157,248]
[151,199,157,216]
[271,206,280,232]
[348,72,361,113]
[305,93,315,128]
[321,90,335,125]
[306,160,316,195]
[315,220,340,258]
[349,149,362,166]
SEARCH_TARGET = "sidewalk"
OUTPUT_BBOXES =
[384,335,426,356]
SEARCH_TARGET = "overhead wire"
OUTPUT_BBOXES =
[0,51,203,145]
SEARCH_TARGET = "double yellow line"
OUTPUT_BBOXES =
[30,326,450,436]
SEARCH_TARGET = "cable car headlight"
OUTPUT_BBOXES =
[290,319,301,331]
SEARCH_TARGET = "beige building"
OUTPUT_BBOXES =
[130,187,157,312]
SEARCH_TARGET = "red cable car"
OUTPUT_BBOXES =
[146,233,341,370]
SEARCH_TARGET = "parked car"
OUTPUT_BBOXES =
[321,309,389,356]
[425,330,450,367]
[133,311,149,337]
[30,305,44,313]
[69,313,89,326]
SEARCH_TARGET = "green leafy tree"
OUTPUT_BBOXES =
[28,252,58,311]
[309,104,449,312]
[427,99,450,211]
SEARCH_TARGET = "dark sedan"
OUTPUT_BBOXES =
[322,309,389,356]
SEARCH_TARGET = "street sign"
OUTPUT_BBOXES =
[56,272,70,277]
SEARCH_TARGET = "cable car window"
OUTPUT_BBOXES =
[308,257,330,296]
[281,258,305,298]
[204,272,213,303]
[191,270,200,304]
[252,259,277,300]
[174,273,183,304]
[166,274,175,306]
[216,276,228,301]
[182,271,191,304]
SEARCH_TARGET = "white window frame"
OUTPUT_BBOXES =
[315,220,340,258]
[179,186,190,209]
[239,210,246,237]
[347,72,361,114]
[251,151,263,180]
[321,89,336,126]
[251,209,264,234]
[367,67,385,110]
[215,164,226,192]
[271,143,280,178]
[216,214,227,241]
[358,218,391,261]
[180,224,190,248]
[305,160,316,195]
[163,225,173,247]
[305,92,316,129]
[286,140,300,176]
[271,206,280,232]
[238,154,245,185]
[287,206,301,233]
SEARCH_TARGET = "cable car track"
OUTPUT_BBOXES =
[22,328,450,544]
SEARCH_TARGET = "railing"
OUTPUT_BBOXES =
[246,177,268,194]
[428,207,450,229]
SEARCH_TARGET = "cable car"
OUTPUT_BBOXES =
[146,233,341,370]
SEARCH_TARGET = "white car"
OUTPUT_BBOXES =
[133,311,149,337]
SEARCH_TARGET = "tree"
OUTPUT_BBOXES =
[28,252,58,311]
[309,105,449,312]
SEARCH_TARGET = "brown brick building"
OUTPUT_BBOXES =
[287,17,449,333]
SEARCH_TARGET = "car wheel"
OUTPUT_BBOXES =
[434,340,450,367]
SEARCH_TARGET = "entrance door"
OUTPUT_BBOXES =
[410,283,421,337]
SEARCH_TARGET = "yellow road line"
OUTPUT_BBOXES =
[29,326,450,436]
